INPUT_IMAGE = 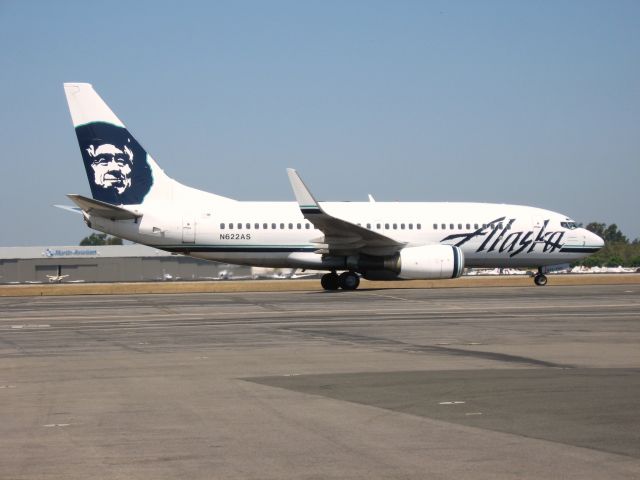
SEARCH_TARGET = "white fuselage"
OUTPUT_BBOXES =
[87,199,603,271]
[63,83,604,281]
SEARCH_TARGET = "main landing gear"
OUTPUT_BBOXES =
[534,267,548,286]
[321,271,360,291]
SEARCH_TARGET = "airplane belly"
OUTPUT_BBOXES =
[189,251,299,268]
[464,250,574,268]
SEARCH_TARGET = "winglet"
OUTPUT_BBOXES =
[286,168,322,214]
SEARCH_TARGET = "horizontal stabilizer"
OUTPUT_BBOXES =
[67,194,141,220]
[53,204,83,214]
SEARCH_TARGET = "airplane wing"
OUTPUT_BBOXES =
[286,169,405,256]
[67,194,141,220]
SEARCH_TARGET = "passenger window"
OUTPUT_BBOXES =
[297,223,301,229]
[450,224,454,230]
[366,223,371,229]
[288,223,293,229]
[237,223,242,230]
[280,223,285,229]
[220,223,225,230]
[466,223,470,229]
[377,223,381,229]
[408,224,413,230]
[474,223,479,229]
[263,223,268,229]
[483,224,487,228]
[393,223,397,230]
[433,224,437,230]
[305,223,310,229]
[458,224,462,230]
[441,223,446,229]
[417,223,421,230]
[246,223,250,229]
[271,223,276,229]
[385,223,390,229]
[400,224,404,229]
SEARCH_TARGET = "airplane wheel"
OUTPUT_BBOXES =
[321,272,340,291]
[339,271,360,290]
[534,274,548,286]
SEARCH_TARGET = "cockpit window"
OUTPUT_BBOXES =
[561,221,578,230]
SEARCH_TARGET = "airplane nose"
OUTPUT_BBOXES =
[587,231,605,250]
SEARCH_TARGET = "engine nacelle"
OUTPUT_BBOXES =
[354,245,464,280]
[397,245,464,279]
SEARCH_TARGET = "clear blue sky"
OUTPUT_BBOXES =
[1,0,638,246]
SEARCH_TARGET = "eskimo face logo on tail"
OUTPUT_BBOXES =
[75,122,153,205]
[86,143,133,194]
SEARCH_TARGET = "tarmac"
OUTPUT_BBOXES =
[1,283,639,479]
[1,272,639,296]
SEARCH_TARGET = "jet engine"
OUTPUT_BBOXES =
[354,245,464,280]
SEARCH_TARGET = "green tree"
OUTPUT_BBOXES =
[575,222,639,267]
[603,224,628,244]
[585,222,606,239]
[585,222,628,244]
[79,233,123,245]
[605,256,624,268]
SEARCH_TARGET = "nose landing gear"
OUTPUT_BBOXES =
[321,271,360,291]
[534,267,548,286]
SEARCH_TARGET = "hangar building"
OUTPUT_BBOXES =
[0,245,250,284]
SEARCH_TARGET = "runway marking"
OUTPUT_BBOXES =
[0,385,16,389]
[43,423,70,428]
[366,293,413,302]
[2,303,637,324]
[465,412,483,416]
[439,401,466,405]
[1,311,638,335]
[365,292,467,309]
[10,324,50,329]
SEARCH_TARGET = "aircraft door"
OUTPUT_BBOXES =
[182,217,196,243]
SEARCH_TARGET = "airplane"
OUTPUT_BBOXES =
[60,83,604,290]
[46,266,70,283]
[156,270,181,281]
[46,274,70,283]
[251,267,320,279]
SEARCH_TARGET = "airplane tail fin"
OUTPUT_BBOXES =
[64,83,233,207]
